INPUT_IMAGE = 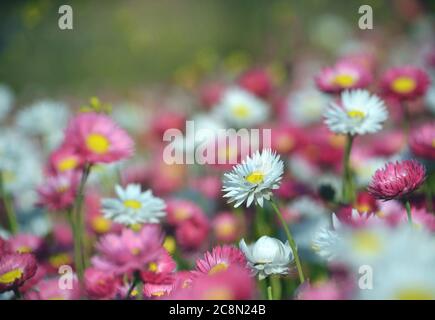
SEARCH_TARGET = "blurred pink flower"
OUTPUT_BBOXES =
[410,122,435,160]
[297,281,346,300]
[8,234,44,254]
[315,61,372,94]
[84,267,119,300]
[238,68,273,98]
[212,212,241,243]
[46,144,83,175]
[25,277,80,300]
[380,66,431,101]
[368,160,426,200]
[92,225,165,275]
[64,112,134,164]
[37,171,80,211]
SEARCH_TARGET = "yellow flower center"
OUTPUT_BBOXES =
[174,208,190,221]
[148,262,158,272]
[208,262,229,275]
[347,110,366,119]
[202,287,234,300]
[17,246,32,253]
[123,199,142,209]
[328,134,346,148]
[0,268,23,284]
[49,253,71,267]
[395,287,434,300]
[163,236,176,254]
[431,138,435,148]
[232,104,250,118]
[131,248,141,255]
[391,76,416,94]
[216,222,236,238]
[151,290,166,297]
[334,74,356,87]
[351,231,382,256]
[86,133,110,154]
[57,157,78,172]
[356,204,371,213]
[246,171,264,184]
[91,216,112,234]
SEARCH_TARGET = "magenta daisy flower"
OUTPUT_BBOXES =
[315,61,372,94]
[37,171,80,211]
[91,225,165,275]
[193,245,247,276]
[380,66,431,101]
[47,143,83,174]
[410,123,435,161]
[84,267,119,300]
[8,234,44,254]
[368,160,426,200]
[64,112,134,164]
[0,253,37,293]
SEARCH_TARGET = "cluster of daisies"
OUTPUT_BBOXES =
[1,30,435,301]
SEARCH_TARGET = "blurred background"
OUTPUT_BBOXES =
[0,0,434,102]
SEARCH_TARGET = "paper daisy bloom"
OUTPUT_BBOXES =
[409,123,435,160]
[47,144,83,174]
[37,171,80,211]
[315,61,372,94]
[102,184,166,225]
[324,89,388,135]
[368,160,426,201]
[214,87,269,128]
[193,245,247,276]
[222,148,284,208]
[239,236,293,280]
[0,253,37,293]
[380,66,431,101]
[64,112,134,164]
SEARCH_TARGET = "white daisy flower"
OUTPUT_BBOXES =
[324,89,388,135]
[239,236,294,280]
[286,87,330,125]
[359,227,435,300]
[222,148,283,207]
[214,87,269,128]
[0,84,14,121]
[311,227,340,260]
[102,184,166,225]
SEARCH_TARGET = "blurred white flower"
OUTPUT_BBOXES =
[286,87,330,125]
[102,184,166,225]
[222,149,283,207]
[239,236,293,280]
[214,87,269,128]
[0,85,14,121]
[16,100,70,149]
[324,89,388,135]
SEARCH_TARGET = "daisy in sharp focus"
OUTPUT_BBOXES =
[102,184,166,226]
[222,148,284,208]
[324,89,388,136]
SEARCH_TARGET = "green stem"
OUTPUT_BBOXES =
[405,200,412,225]
[13,288,21,300]
[267,285,273,300]
[0,171,18,234]
[73,164,92,282]
[270,198,305,284]
[271,275,282,300]
[126,272,141,299]
[402,101,410,139]
[425,174,434,213]
[342,134,355,204]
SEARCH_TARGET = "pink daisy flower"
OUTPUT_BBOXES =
[193,245,247,276]
[8,234,44,254]
[0,253,37,293]
[25,277,80,300]
[368,160,426,200]
[410,122,435,160]
[46,143,83,175]
[171,265,255,300]
[91,225,165,275]
[64,112,134,164]
[166,199,204,226]
[176,214,209,251]
[37,171,80,211]
[140,250,176,292]
[380,66,431,101]
[297,281,346,300]
[84,267,119,300]
[315,61,372,94]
